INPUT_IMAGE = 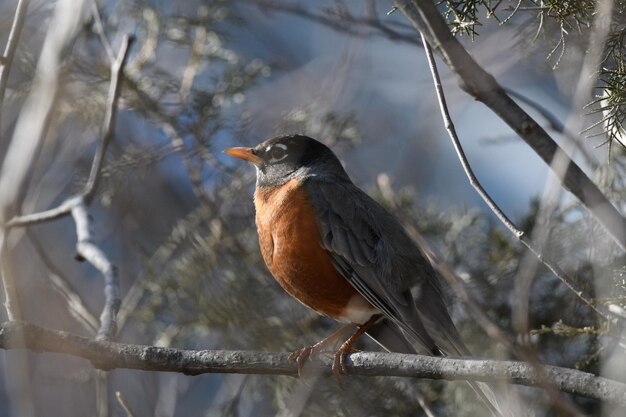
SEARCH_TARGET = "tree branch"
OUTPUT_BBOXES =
[0,321,624,405]
[418,34,614,323]
[4,35,133,341]
[83,34,133,204]
[392,0,626,252]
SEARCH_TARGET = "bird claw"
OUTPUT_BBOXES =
[289,345,359,383]
[331,346,359,385]
[288,345,325,377]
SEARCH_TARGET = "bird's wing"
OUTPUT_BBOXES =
[305,178,450,354]
[306,178,504,415]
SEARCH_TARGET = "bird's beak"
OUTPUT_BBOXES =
[223,147,264,166]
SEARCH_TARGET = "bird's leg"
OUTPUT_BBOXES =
[332,314,382,382]
[289,323,357,377]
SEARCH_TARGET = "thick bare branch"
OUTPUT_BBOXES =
[392,0,626,252]
[0,321,624,405]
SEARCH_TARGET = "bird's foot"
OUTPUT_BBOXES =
[288,342,328,377]
[331,345,360,384]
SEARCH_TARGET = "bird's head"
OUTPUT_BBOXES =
[224,135,349,187]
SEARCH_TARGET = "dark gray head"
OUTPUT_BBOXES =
[224,135,351,188]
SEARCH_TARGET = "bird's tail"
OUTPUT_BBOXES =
[366,320,512,417]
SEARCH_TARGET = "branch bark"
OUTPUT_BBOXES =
[392,0,626,252]
[0,321,624,405]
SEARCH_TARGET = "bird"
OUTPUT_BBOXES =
[224,134,503,416]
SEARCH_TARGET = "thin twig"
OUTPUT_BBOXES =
[418,32,612,323]
[83,34,133,204]
[6,35,134,227]
[89,0,115,64]
[0,0,30,132]
[7,198,78,227]
[393,0,626,253]
[0,321,624,404]
[116,391,137,417]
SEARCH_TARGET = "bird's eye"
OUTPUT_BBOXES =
[268,144,288,163]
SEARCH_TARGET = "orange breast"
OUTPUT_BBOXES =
[254,179,376,323]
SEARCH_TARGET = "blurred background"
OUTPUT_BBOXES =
[0,0,625,416]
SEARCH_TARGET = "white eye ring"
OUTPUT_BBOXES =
[267,143,288,163]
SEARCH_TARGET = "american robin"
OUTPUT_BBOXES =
[225,135,502,415]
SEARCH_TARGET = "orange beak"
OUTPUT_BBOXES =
[223,147,264,166]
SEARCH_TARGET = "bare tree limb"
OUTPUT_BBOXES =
[392,0,626,252]
[0,321,624,405]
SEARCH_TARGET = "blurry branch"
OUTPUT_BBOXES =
[0,0,30,133]
[421,234,585,416]
[83,37,133,204]
[419,34,614,323]
[0,321,625,405]
[115,391,137,417]
[393,0,626,253]
[249,0,420,45]
[26,230,99,333]
[6,35,133,226]
[90,0,115,63]
[0,3,88,416]
[0,0,89,321]
[180,25,207,101]
[379,175,586,417]
[514,0,614,341]
[5,35,134,341]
